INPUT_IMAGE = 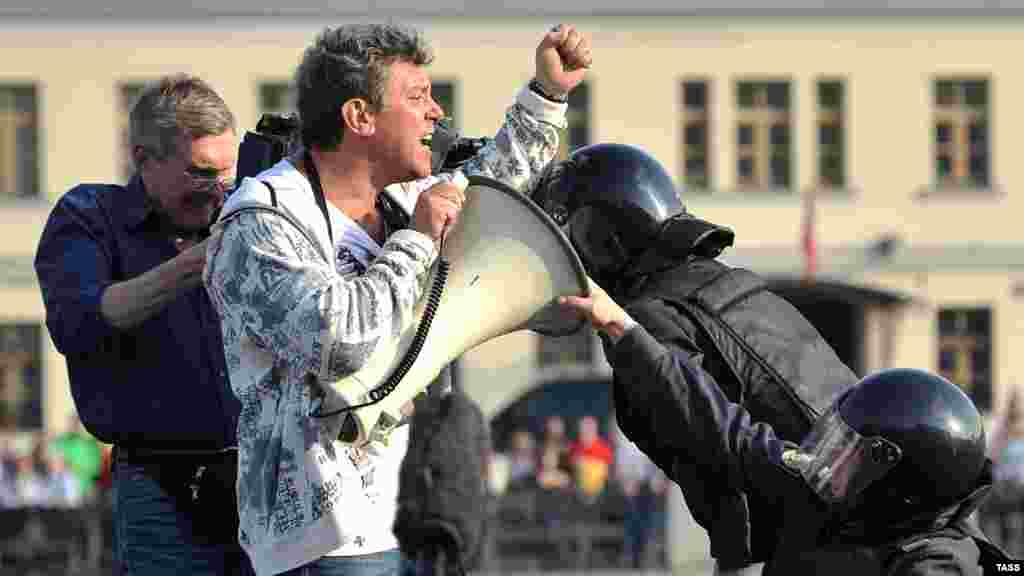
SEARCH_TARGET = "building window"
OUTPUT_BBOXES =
[557,81,590,161]
[817,79,846,189]
[259,82,297,118]
[119,82,150,182]
[431,80,457,129]
[937,307,992,410]
[735,80,791,191]
[0,85,39,198]
[681,80,710,190]
[0,324,43,430]
[933,78,989,188]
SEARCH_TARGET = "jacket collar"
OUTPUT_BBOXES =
[119,173,161,232]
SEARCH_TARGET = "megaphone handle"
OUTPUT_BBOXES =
[440,219,451,257]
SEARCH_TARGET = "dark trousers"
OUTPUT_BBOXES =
[280,549,403,576]
[112,447,255,576]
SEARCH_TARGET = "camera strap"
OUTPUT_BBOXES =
[302,149,411,250]
[303,149,335,246]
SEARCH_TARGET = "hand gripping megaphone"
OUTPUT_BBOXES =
[312,174,590,446]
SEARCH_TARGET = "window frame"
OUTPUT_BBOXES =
[680,78,712,192]
[734,78,793,193]
[0,323,44,430]
[117,81,152,183]
[936,306,993,411]
[258,81,297,118]
[429,78,458,131]
[0,84,40,199]
[815,77,847,190]
[931,77,991,190]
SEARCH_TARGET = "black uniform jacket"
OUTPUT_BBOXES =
[623,258,857,565]
[607,325,988,576]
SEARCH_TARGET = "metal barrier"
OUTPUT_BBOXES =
[482,487,667,572]
[0,503,111,575]
[0,491,667,574]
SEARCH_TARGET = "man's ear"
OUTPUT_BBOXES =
[341,98,375,137]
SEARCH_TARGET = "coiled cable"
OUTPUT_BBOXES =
[311,228,451,442]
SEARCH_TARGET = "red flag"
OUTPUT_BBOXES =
[802,191,817,282]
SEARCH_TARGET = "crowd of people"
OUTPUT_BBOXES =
[0,416,109,511]
[6,405,1024,571]
[979,383,1024,559]
[489,413,669,569]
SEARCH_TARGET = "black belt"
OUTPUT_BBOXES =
[115,445,238,463]
[113,446,241,543]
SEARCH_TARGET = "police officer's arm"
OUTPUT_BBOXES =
[561,284,796,498]
[610,299,739,527]
[607,323,795,494]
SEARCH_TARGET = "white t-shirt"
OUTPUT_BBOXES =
[322,199,409,556]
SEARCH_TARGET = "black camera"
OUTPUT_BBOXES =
[236,113,301,184]
[429,117,492,175]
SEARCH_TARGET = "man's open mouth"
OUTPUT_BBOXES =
[420,133,433,148]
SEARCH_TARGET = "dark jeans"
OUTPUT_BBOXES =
[112,448,255,576]
[624,488,668,569]
[279,549,403,576]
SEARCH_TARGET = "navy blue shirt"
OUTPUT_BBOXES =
[34,176,239,449]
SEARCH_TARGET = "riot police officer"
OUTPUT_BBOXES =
[559,281,1009,574]
[532,143,859,574]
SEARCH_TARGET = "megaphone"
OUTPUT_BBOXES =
[313,174,590,446]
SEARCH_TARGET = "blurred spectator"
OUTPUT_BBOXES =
[43,445,83,508]
[507,427,538,490]
[568,415,613,502]
[544,414,569,455]
[535,441,574,568]
[96,443,114,496]
[13,439,50,507]
[0,435,17,508]
[989,382,1024,478]
[536,444,572,492]
[51,413,103,502]
[488,450,511,497]
[984,381,1024,557]
[541,415,573,482]
[612,417,664,569]
[0,433,88,509]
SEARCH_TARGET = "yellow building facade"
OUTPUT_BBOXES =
[1,8,1022,570]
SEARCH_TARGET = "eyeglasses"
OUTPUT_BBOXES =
[184,170,235,194]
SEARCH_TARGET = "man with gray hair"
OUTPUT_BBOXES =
[35,74,254,575]
[203,22,592,576]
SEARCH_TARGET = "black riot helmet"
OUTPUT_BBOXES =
[790,368,987,520]
[531,143,734,295]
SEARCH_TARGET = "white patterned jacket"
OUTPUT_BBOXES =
[203,85,567,576]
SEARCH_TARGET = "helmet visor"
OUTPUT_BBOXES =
[790,406,903,505]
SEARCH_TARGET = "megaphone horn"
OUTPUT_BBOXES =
[312,174,590,446]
